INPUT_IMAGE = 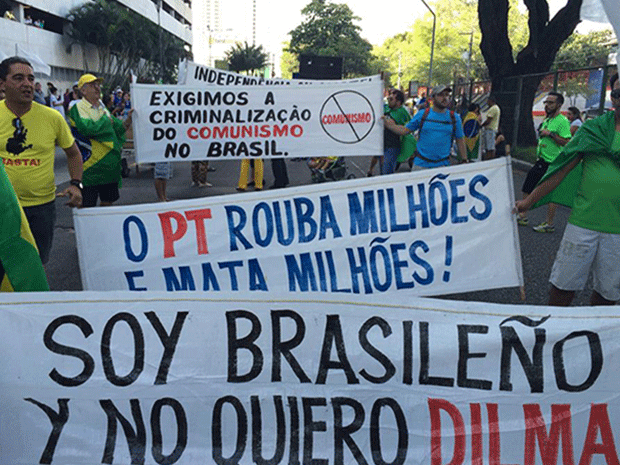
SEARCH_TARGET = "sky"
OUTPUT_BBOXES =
[193,0,613,67]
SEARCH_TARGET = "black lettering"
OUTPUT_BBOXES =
[457,325,492,390]
[302,397,328,465]
[100,399,146,464]
[358,317,396,384]
[316,315,359,384]
[500,326,545,393]
[212,396,247,465]
[101,313,145,387]
[554,331,603,392]
[24,398,70,464]
[271,310,311,383]
[251,396,285,465]
[226,311,263,382]
[151,398,188,464]
[332,397,367,465]
[144,311,188,385]
[419,322,454,387]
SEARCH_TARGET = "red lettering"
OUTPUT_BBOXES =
[488,403,517,465]
[187,127,198,139]
[185,208,212,255]
[428,398,466,465]
[291,125,303,137]
[470,404,483,465]
[579,404,619,465]
[524,404,574,465]
[158,211,187,258]
[200,127,210,139]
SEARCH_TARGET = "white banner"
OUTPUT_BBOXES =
[1,291,620,464]
[130,79,383,163]
[74,158,522,295]
[179,61,381,87]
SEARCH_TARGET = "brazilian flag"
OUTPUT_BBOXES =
[462,111,481,161]
[69,102,126,187]
[0,164,49,292]
[534,110,618,209]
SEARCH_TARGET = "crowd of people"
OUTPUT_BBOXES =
[0,54,618,306]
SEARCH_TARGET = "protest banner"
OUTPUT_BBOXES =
[178,60,381,87]
[73,158,522,295]
[2,291,620,464]
[130,78,383,163]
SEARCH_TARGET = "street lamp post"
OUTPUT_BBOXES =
[420,0,435,87]
[157,0,164,83]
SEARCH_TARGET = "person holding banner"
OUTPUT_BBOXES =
[69,73,132,207]
[480,94,500,160]
[0,56,83,265]
[384,85,468,169]
[462,103,482,161]
[514,73,620,306]
[382,89,411,174]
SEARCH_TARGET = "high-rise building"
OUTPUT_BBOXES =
[0,0,192,87]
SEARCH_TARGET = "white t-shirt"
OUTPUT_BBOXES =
[50,94,65,118]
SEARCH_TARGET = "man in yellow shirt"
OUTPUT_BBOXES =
[0,56,83,264]
[480,94,500,160]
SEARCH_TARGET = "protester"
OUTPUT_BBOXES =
[384,85,468,169]
[480,94,501,160]
[64,82,79,113]
[567,106,583,136]
[48,85,65,119]
[154,162,173,202]
[0,56,83,264]
[517,91,571,232]
[382,88,411,174]
[514,73,620,306]
[237,159,262,191]
[190,161,212,188]
[69,73,131,207]
[495,127,510,157]
[33,82,45,105]
[270,159,289,188]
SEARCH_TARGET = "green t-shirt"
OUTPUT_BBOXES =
[568,131,620,234]
[537,114,571,162]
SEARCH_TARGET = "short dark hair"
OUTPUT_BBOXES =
[0,56,32,80]
[468,103,480,112]
[611,73,618,89]
[390,89,405,104]
[488,94,497,104]
[547,91,564,106]
[567,106,581,119]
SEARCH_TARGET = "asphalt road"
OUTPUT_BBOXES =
[47,155,594,306]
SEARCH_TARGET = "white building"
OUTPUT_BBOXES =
[0,0,192,89]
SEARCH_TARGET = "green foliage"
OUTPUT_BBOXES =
[225,42,269,75]
[553,30,614,69]
[288,0,374,77]
[372,0,530,88]
[279,45,298,79]
[66,0,189,89]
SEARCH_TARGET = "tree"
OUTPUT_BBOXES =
[373,0,528,91]
[288,0,374,77]
[225,42,269,75]
[553,30,614,69]
[65,0,189,90]
[478,0,584,146]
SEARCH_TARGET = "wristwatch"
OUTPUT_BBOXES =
[70,179,83,191]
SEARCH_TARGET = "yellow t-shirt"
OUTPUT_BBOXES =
[0,101,75,207]
[484,104,500,132]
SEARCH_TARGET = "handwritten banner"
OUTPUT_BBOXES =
[179,61,382,87]
[73,158,522,294]
[1,291,619,464]
[130,78,383,163]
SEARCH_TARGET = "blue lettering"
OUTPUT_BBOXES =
[123,215,148,262]
[318,196,342,240]
[391,243,414,289]
[294,197,317,243]
[387,188,409,232]
[252,202,273,247]
[429,181,449,226]
[218,261,244,291]
[125,270,147,291]
[248,258,268,291]
[225,205,252,251]
[469,175,492,220]
[449,179,468,223]
[285,253,317,291]
[348,191,378,235]
[370,245,392,292]
[346,247,373,294]
[163,266,196,291]
[409,241,434,285]
[201,263,220,291]
[406,184,430,229]
[273,200,295,246]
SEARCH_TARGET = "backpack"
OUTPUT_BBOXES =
[414,107,457,163]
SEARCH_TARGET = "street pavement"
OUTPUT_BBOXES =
[47,155,594,306]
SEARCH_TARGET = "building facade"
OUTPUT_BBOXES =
[0,0,192,89]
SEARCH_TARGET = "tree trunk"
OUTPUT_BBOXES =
[478,0,583,147]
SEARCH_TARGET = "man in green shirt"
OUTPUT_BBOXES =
[515,74,620,306]
[382,88,412,174]
[518,92,571,232]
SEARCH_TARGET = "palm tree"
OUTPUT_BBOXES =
[225,41,269,75]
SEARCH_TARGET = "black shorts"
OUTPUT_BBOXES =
[521,159,550,194]
[82,182,120,207]
[23,200,56,264]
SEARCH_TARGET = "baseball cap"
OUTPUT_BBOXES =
[78,73,103,89]
[115,87,123,93]
[431,85,452,96]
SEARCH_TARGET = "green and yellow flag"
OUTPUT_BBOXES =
[462,111,481,161]
[0,164,48,292]
[69,101,126,187]
[534,110,619,209]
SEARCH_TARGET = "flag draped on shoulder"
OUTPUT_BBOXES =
[69,100,126,187]
[0,164,48,292]
[534,111,619,208]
